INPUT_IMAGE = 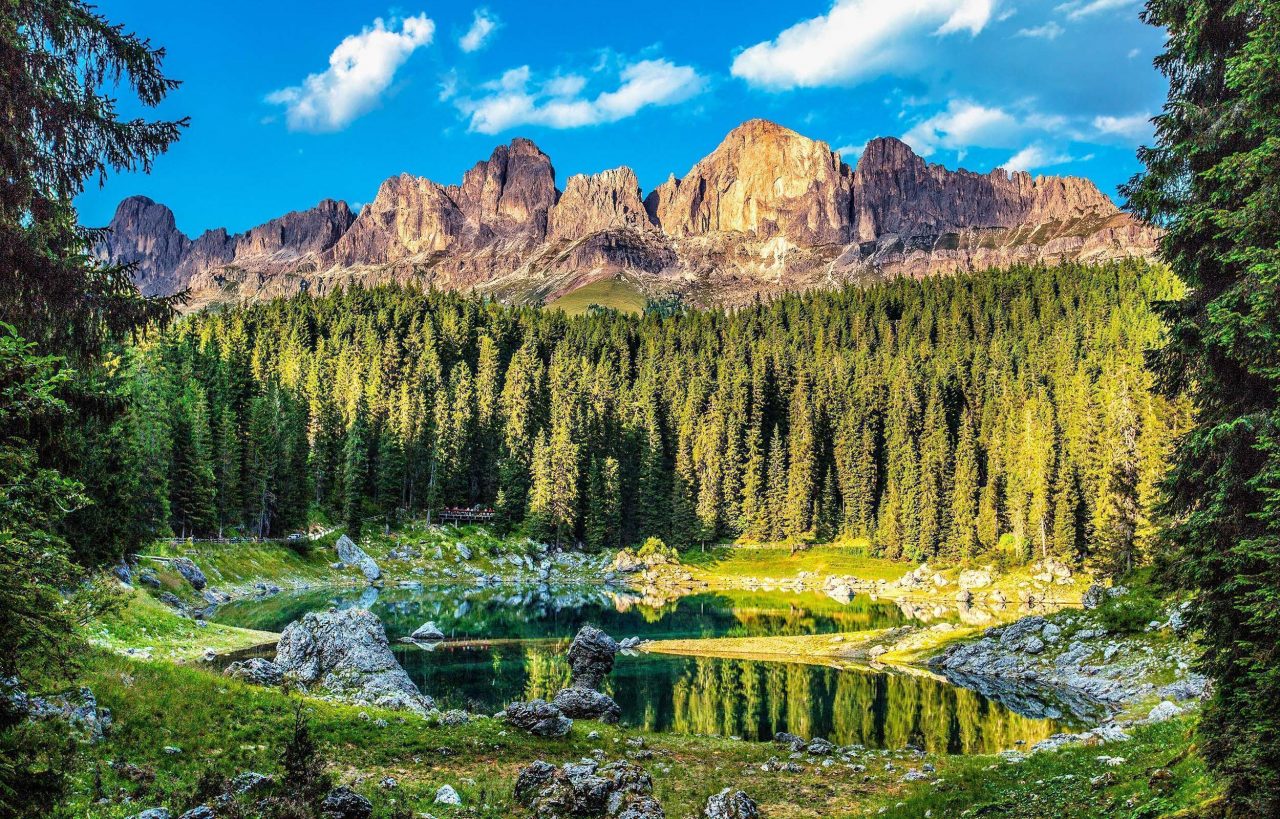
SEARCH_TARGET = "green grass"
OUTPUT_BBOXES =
[83,589,279,660]
[143,534,341,596]
[50,652,1220,819]
[679,541,907,583]
[880,718,1220,818]
[546,277,646,316]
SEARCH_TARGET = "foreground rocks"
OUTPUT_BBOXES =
[567,625,620,689]
[275,608,432,715]
[514,759,663,818]
[14,683,113,742]
[335,535,381,582]
[504,699,573,737]
[171,557,207,590]
[222,658,285,687]
[553,687,622,724]
[931,605,1209,730]
[321,786,373,819]
[703,788,759,819]
[551,625,623,722]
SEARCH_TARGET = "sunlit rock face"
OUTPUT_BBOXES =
[101,120,1159,310]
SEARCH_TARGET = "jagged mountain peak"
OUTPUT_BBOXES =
[103,119,1158,309]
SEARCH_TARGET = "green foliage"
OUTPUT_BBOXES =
[1095,588,1164,635]
[1124,2,1280,813]
[132,263,1186,563]
[637,536,677,562]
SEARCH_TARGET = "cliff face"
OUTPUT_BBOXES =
[102,120,1159,309]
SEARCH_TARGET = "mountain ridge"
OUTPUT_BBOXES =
[100,119,1159,309]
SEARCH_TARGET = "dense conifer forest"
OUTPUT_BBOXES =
[119,261,1187,569]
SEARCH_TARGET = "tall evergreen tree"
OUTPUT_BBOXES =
[1125,3,1280,810]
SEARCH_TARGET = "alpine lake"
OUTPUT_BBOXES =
[211,582,1085,756]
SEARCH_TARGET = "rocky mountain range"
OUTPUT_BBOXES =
[100,119,1159,310]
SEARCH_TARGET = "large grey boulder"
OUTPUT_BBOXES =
[126,811,170,819]
[504,699,572,737]
[552,687,621,724]
[321,786,372,819]
[335,535,381,582]
[223,658,284,687]
[566,625,619,690]
[172,558,207,590]
[514,759,662,818]
[275,609,432,715]
[704,789,759,819]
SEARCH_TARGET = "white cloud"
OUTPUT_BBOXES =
[1017,21,1065,39]
[1003,144,1076,171]
[459,9,499,53]
[459,58,705,134]
[267,14,434,132]
[438,69,460,102]
[902,100,1020,156]
[731,0,999,90]
[1055,0,1136,21]
[1093,112,1152,140]
[834,142,867,161]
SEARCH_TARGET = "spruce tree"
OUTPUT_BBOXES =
[1125,3,1280,810]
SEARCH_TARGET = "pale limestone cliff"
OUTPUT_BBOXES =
[102,120,1159,310]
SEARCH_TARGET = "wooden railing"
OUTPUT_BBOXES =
[437,507,497,523]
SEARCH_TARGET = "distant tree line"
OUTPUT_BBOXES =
[122,261,1188,571]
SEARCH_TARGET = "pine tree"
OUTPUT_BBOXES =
[342,397,370,538]
[764,425,788,542]
[168,383,217,537]
[1123,3,1280,809]
[585,456,622,553]
[948,409,980,559]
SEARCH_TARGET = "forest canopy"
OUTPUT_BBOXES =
[124,261,1188,571]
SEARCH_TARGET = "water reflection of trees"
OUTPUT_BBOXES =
[665,657,1058,753]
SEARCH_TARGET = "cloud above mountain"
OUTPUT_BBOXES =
[731,0,997,89]
[457,58,705,134]
[267,14,435,132]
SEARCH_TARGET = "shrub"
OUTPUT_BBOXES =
[1096,589,1163,635]
[637,537,678,563]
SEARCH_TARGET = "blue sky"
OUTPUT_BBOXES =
[75,0,1168,236]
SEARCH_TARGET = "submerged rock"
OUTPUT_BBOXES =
[553,687,622,724]
[335,535,381,582]
[223,658,284,687]
[504,699,573,737]
[275,608,432,715]
[704,788,759,819]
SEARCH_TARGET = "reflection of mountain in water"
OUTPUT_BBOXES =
[211,583,1071,752]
